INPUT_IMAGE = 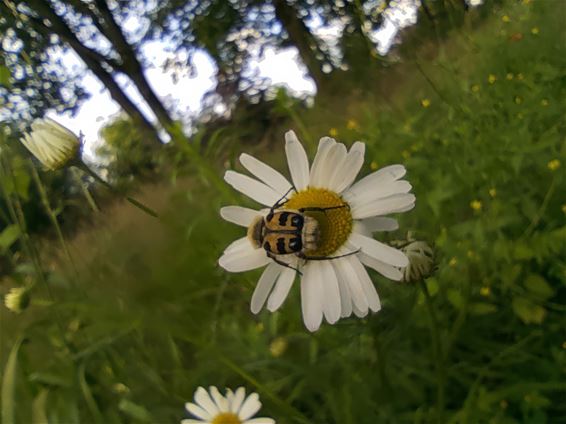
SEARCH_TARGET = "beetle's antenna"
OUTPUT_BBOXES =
[271,186,296,210]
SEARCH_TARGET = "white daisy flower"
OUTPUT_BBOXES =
[4,286,30,313]
[20,118,81,170]
[219,131,415,332]
[182,386,275,424]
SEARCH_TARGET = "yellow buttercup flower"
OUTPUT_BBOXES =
[449,257,457,267]
[506,73,514,80]
[501,15,510,23]
[547,159,560,171]
[471,84,480,93]
[562,204,566,214]
[370,161,378,170]
[489,188,497,198]
[346,119,358,130]
[540,99,549,107]
[480,286,491,297]
[488,74,497,84]
[269,337,288,357]
[421,98,431,108]
[514,96,523,104]
[531,27,539,35]
[329,128,338,137]
[470,200,482,211]
[517,73,525,80]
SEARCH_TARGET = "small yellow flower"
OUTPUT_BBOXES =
[471,84,480,93]
[547,159,560,171]
[480,286,491,297]
[540,99,549,107]
[531,27,539,35]
[470,200,482,211]
[269,337,288,357]
[514,96,523,104]
[346,119,358,130]
[449,257,458,267]
[522,0,531,4]
[506,73,514,80]
[489,188,497,198]
[488,74,497,84]
[562,341,566,349]
[329,128,338,137]
[402,150,411,159]
[467,250,476,259]
[562,204,566,214]
[502,15,510,23]
[421,98,431,108]
[370,161,378,170]
[517,73,525,80]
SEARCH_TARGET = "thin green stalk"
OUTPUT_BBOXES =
[30,164,79,280]
[420,281,445,424]
[75,162,159,218]
[71,167,100,212]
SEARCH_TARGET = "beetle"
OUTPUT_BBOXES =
[247,188,359,273]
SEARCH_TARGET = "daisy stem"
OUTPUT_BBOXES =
[30,163,80,281]
[420,280,445,424]
[76,162,159,218]
[71,167,100,213]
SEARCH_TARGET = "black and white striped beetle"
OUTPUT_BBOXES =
[247,188,359,273]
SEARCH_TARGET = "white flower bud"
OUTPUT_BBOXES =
[400,240,435,283]
[20,118,81,170]
[4,286,30,313]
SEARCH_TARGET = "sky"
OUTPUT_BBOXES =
[43,0,481,161]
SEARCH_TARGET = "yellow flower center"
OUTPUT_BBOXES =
[284,187,352,257]
[211,413,241,424]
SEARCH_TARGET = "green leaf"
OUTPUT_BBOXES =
[447,289,464,309]
[32,389,49,424]
[1,337,25,424]
[524,274,555,301]
[0,65,10,88]
[0,225,20,251]
[512,297,546,324]
[118,399,153,422]
[469,303,498,315]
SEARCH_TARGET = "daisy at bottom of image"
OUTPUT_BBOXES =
[219,130,416,331]
[182,386,275,424]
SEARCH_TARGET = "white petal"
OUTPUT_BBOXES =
[352,301,369,318]
[209,386,229,412]
[185,402,212,420]
[239,393,261,421]
[267,266,296,312]
[195,387,220,416]
[220,206,261,227]
[356,217,399,233]
[332,258,353,318]
[245,419,275,424]
[309,137,335,187]
[251,263,282,314]
[320,143,347,187]
[347,164,406,194]
[222,237,253,256]
[240,153,293,194]
[334,254,368,314]
[301,262,324,332]
[181,419,205,424]
[329,142,366,193]
[230,387,246,413]
[358,251,404,281]
[349,256,381,312]
[224,171,282,206]
[219,245,271,273]
[285,131,310,190]
[348,232,409,267]
[344,180,413,209]
[320,260,341,324]
[351,193,416,220]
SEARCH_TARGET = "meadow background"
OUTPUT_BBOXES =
[1,1,565,423]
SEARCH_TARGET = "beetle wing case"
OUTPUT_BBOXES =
[302,216,320,251]
[247,216,264,248]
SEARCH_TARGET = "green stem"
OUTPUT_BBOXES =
[75,162,159,218]
[420,280,445,424]
[30,164,79,280]
[71,167,100,212]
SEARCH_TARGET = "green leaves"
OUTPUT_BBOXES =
[0,65,10,88]
[1,337,24,424]
[0,224,20,252]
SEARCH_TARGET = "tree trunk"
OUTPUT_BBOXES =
[273,0,327,90]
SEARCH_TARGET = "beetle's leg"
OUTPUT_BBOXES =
[271,186,296,210]
[298,204,350,214]
[298,248,361,261]
[267,252,303,275]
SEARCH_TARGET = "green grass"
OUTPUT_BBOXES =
[2,1,565,423]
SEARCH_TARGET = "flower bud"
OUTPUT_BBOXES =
[20,118,81,170]
[400,240,435,283]
[4,286,30,313]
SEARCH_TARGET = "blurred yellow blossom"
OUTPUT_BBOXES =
[488,74,497,84]
[502,15,510,23]
[470,200,482,211]
[269,337,288,357]
[346,119,358,130]
[514,96,523,104]
[402,150,411,159]
[562,204,566,214]
[471,84,480,93]
[531,27,539,35]
[370,161,378,170]
[562,341,566,349]
[517,73,524,80]
[489,188,497,198]
[480,286,491,297]
[506,73,514,80]
[421,98,431,108]
[449,257,458,267]
[547,159,560,171]
[467,250,476,259]
[329,128,338,137]
[540,99,549,107]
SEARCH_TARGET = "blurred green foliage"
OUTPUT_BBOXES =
[1,1,565,423]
